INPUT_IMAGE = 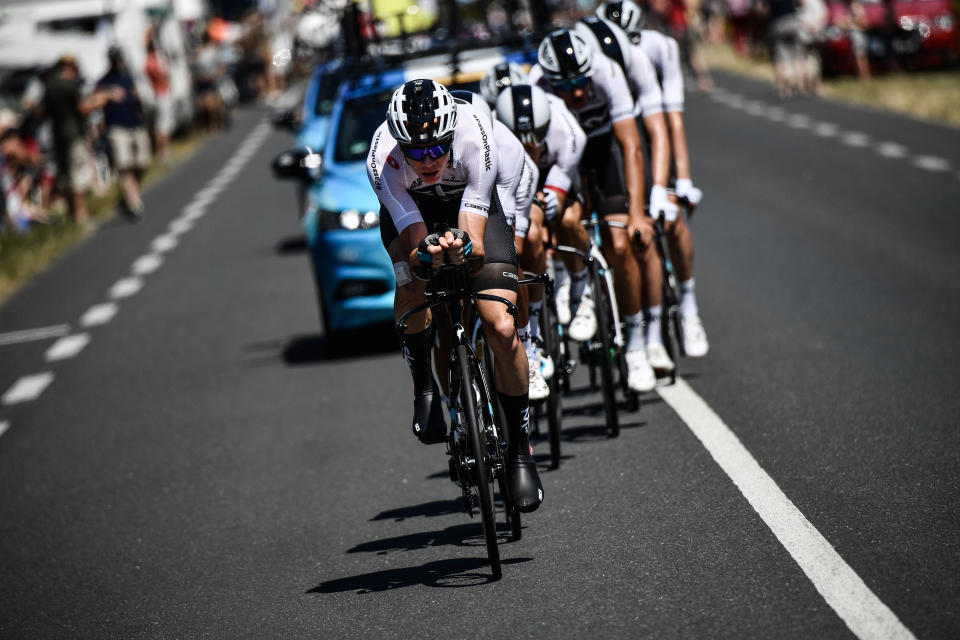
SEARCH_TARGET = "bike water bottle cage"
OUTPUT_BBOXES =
[399,138,453,161]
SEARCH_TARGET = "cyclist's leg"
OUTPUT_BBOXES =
[664,212,708,356]
[382,213,446,444]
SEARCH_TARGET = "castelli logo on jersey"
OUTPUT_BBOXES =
[387,156,399,169]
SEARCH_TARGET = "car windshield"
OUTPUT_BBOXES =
[334,89,394,163]
[314,69,342,116]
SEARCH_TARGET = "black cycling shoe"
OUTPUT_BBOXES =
[507,452,543,513]
[412,386,448,445]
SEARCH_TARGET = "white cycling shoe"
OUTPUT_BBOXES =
[646,341,676,373]
[528,352,550,401]
[625,348,657,393]
[681,315,710,357]
[536,344,555,380]
[555,279,572,326]
[567,297,598,342]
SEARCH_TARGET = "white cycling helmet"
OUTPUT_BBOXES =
[386,79,458,145]
[597,0,645,41]
[495,84,552,146]
[449,89,494,126]
[480,62,528,106]
[575,17,633,75]
[537,29,593,82]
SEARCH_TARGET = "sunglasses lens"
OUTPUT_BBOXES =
[401,140,451,160]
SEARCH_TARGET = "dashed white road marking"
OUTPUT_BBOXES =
[81,302,118,327]
[0,325,71,347]
[151,234,179,253]
[787,113,812,129]
[912,155,951,172]
[841,132,872,147]
[658,378,916,640]
[2,373,54,405]
[109,277,143,299]
[181,203,207,221]
[132,254,164,275]
[876,142,909,159]
[745,101,767,116]
[45,333,90,362]
[169,219,194,235]
[765,106,787,122]
[814,122,839,138]
[0,420,9,438]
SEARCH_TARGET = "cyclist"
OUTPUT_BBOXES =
[529,29,660,393]
[450,89,550,402]
[494,83,586,364]
[367,79,542,512]
[574,14,680,378]
[479,61,528,107]
[599,0,710,358]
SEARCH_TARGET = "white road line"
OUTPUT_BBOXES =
[109,277,143,299]
[657,378,916,640]
[841,132,872,147]
[151,234,179,253]
[745,101,767,116]
[45,333,91,362]
[181,203,207,221]
[80,302,118,327]
[168,218,194,235]
[813,122,839,138]
[0,420,9,437]
[2,373,54,405]
[787,113,812,129]
[765,106,787,122]
[0,325,71,347]
[132,254,164,275]
[912,155,950,172]
[876,142,909,159]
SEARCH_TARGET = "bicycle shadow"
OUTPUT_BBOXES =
[308,556,531,594]
[370,499,463,522]
[281,328,398,364]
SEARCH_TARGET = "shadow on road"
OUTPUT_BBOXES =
[347,522,492,555]
[282,327,398,364]
[275,235,308,255]
[370,498,463,522]
[308,556,531,593]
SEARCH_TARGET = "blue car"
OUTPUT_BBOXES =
[272,48,534,337]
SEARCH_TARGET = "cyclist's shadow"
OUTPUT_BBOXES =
[308,556,530,593]
[346,522,492,555]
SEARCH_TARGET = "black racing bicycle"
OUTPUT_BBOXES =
[396,247,519,580]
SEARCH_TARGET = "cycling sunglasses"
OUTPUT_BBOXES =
[399,139,452,161]
[551,75,590,92]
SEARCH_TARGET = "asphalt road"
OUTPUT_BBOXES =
[1,71,958,639]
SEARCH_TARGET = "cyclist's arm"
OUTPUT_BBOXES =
[458,110,500,259]
[544,96,586,213]
[613,116,645,226]
[642,111,671,189]
[667,111,692,181]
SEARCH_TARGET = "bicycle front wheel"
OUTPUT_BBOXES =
[456,344,502,580]
[540,293,563,469]
[591,264,619,437]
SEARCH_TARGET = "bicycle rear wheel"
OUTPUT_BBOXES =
[590,263,619,437]
[456,344,502,579]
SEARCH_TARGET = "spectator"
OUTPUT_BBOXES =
[193,32,225,133]
[764,0,805,97]
[844,0,871,79]
[145,33,174,163]
[97,46,151,218]
[1,118,49,233]
[42,54,111,226]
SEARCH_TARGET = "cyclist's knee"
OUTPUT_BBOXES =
[485,313,520,353]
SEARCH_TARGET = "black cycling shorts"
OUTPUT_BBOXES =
[379,189,519,293]
[568,131,629,217]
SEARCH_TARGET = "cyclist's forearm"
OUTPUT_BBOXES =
[643,112,671,188]
[667,111,692,181]
[613,118,646,224]
[400,221,429,259]
[458,210,488,254]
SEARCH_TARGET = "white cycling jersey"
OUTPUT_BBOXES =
[529,52,634,140]
[513,152,539,238]
[637,29,684,112]
[367,102,498,235]
[624,46,665,118]
[492,118,526,228]
[534,93,586,197]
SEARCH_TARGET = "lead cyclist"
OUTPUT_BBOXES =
[366,79,543,512]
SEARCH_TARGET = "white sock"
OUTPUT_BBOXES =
[680,278,699,319]
[519,322,535,358]
[528,301,542,341]
[552,259,569,288]
[625,311,645,351]
[645,305,663,346]
[570,268,589,300]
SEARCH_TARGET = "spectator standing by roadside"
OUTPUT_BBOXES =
[145,33,173,164]
[42,55,112,226]
[96,46,151,218]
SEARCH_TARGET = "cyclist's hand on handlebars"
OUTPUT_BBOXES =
[415,229,475,269]
[629,217,655,250]
[650,185,679,223]
[538,189,559,220]
[675,178,703,208]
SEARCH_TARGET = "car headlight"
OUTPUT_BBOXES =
[320,209,380,230]
[934,13,953,30]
